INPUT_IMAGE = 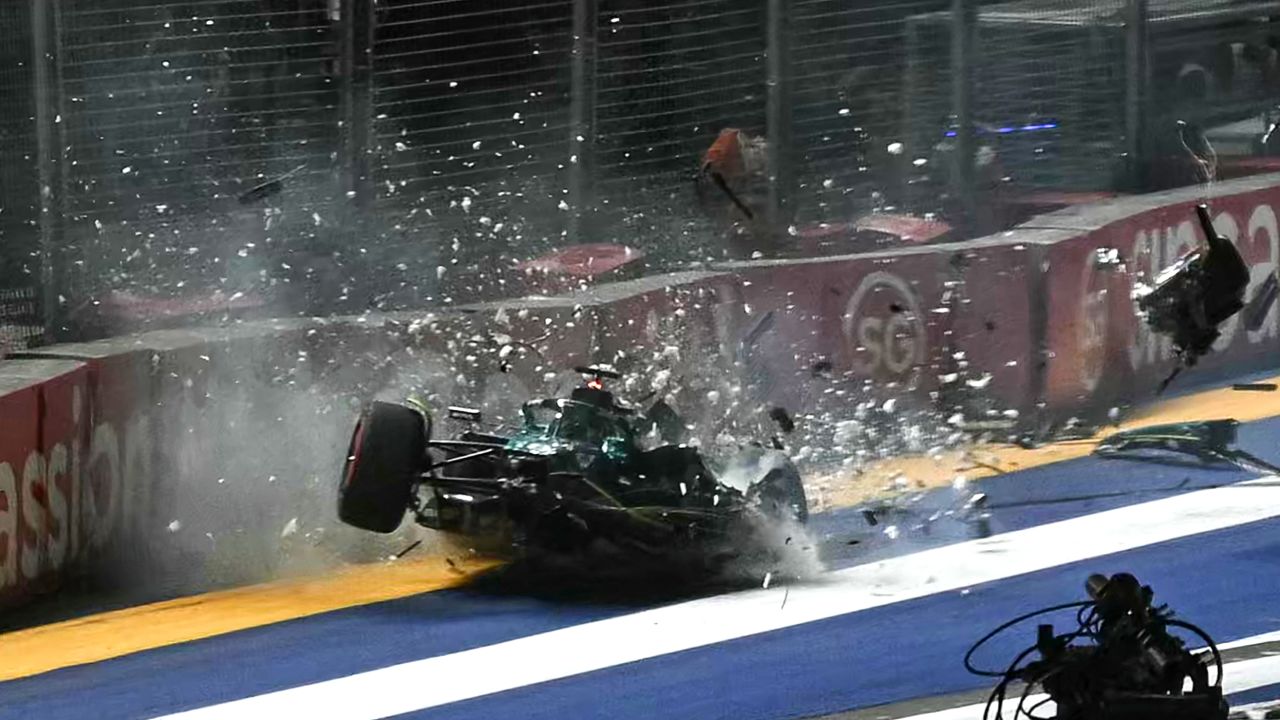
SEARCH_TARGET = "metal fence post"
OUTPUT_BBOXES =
[568,0,598,246]
[1125,0,1149,191]
[52,0,69,326]
[950,0,977,236]
[766,0,794,232]
[340,0,375,213]
[32,0,61,340]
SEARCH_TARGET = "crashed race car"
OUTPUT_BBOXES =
[338,366,809,572]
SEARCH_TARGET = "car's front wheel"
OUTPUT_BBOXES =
[338,402,428,533]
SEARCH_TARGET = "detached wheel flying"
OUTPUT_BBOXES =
[338,401,428,533]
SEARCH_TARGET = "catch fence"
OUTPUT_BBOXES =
[0,2,42,355]
[2,0,1277,349]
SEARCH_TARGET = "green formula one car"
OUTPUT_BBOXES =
[338,366,808,569]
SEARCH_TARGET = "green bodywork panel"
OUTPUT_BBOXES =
[504,398,639,466]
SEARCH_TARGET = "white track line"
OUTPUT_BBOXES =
[154,478,1280,720]
[899,650,1280,719]
[1220,630,1280,652]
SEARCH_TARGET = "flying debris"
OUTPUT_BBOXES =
[853,488,991,541]
[696,128,767,223]
[768,406,796,435]
[1231,383,1277,392]
[1094,419,1280,475]
[693,127,952,258]
[1176,119,1218,187]
[237,163,307,205]
[1134,204,1249,391]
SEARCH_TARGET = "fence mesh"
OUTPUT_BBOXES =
[0,2,42,355]
[1145,0,1280,188]
[1149,0,1280,128]
[904,0,1280,203]
[905,1,1127,204]
[973,1,1126,193]
[0,0,1278,343]
[791,0,949,226]
[57,0,342,314]
[368,0,576,304]
[591,0,767,264]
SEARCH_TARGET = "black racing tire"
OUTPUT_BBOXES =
[748,461,809,524]
[338,401,428,533]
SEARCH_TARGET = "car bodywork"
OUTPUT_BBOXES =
[338,367,809,570]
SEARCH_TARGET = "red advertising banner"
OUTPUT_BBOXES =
[0,376,38,604]
[0,360,91,608]
[712,252,949,415]
[946,241,1041,415]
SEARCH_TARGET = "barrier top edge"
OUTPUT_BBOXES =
[460,270,731,311]
[10,318,322,362]
[0,358,86,396]
[1020,172,1280,232]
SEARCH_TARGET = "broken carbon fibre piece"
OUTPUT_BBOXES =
[1232,383,1278,392]
[237,163,307,205]
[1094,419,1280,476]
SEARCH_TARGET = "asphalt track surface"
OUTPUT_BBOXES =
[3,387,1280,718]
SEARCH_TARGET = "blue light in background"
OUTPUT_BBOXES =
[943,121,1059,138]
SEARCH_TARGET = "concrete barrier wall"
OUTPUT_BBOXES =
[0,322,324,609]
[4,175,1280,609]
[0,358,89,605]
